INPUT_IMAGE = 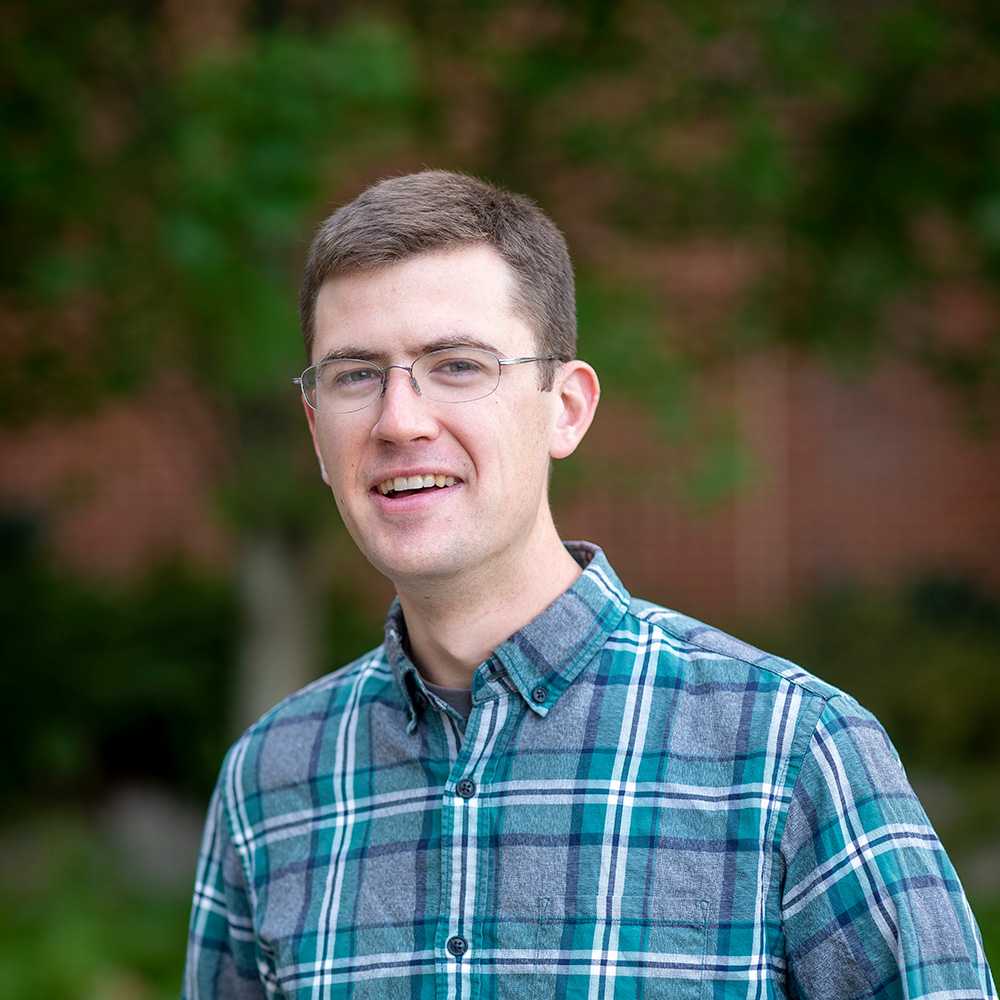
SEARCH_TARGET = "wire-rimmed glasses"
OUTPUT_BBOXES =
[293,346,561,413]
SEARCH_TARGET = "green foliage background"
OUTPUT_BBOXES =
[2,0,999,994]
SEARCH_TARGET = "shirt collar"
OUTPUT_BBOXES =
[384,541,631,731]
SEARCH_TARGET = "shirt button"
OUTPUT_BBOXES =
[456,778,476,799]
[446,935,468,958]
[531,685,548,704]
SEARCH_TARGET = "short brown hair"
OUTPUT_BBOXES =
[299,171,575,388]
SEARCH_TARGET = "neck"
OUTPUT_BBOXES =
[395,520,581,689]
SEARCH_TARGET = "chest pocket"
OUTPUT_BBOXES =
[500,894,707,1000]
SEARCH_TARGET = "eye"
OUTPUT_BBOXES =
[429,356,486,377]
[321,364,380,391]
[336,367,379,386]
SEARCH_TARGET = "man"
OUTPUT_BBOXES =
[184,171,996,999]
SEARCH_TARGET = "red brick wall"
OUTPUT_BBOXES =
[556,354,1000,620]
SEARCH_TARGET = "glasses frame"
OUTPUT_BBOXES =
[293,347,563,413]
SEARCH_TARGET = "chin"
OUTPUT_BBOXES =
[363,541,471,587]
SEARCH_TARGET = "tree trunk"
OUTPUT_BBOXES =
[233,530,321,733]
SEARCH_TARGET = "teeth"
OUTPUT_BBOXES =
[377,475,459,494]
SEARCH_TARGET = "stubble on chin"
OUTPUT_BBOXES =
[369,532,481,592]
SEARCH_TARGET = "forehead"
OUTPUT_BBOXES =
[311,244,536,362]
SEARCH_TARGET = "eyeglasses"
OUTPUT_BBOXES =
[293,346,561,413]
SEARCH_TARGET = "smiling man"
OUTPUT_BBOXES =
[184,172,996,1000]
[301,239,594,682]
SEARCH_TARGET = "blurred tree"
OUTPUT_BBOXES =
[2,4,421,727]
[4,0,1000,735]
[153,20,421,725]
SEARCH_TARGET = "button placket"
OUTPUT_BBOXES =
[434,675,521,994]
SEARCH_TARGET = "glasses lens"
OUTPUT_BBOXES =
[315,359,383,413]
[414,348,500,403]
[299,368,319,409]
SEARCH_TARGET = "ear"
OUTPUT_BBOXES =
[548,360,600,460]
[303,398,331,485]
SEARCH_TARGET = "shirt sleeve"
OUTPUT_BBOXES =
[778,694,996,1000]
[182,756,271,999]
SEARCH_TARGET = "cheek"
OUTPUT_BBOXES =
[448,396,549,482]
[331,462,361,507]
[483,409,549,483]
[315,425,363,497]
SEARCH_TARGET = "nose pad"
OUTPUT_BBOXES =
[381,365,422,399]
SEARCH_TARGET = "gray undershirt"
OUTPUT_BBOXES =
[422,678,473,721]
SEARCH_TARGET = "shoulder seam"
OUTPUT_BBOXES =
[240,645,389,741]
[627,606,836,703]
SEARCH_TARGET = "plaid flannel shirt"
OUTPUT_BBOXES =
[184,542,996,999]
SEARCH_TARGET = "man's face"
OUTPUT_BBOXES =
[304,244,559,587]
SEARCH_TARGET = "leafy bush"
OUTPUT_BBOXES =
[748,572,1000,771]
[0,514,238,803]
[0,813,191,999]
[1,511,386,807]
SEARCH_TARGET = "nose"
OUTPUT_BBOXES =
[370,365,439,444]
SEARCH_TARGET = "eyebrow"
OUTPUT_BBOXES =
[316,334,503,366]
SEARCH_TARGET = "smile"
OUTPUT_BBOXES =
[376,474,459,497]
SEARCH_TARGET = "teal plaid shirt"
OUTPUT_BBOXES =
[184,542,996,999]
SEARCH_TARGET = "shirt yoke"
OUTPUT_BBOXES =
[237,645,392,740]
[629,596,851,705]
